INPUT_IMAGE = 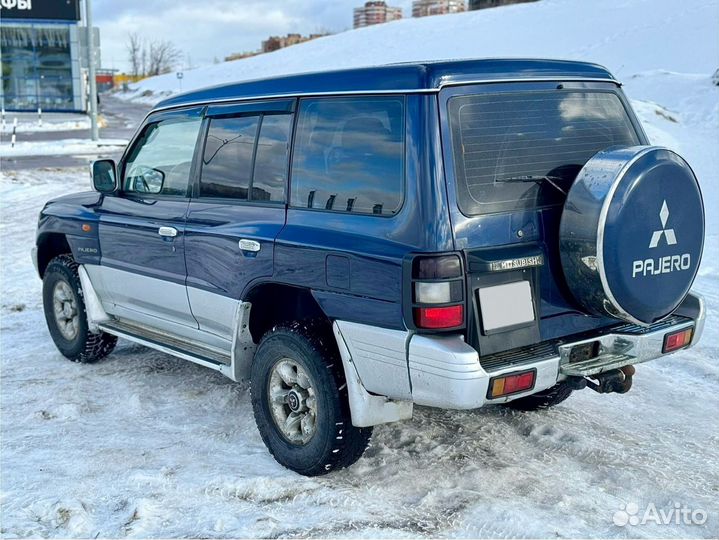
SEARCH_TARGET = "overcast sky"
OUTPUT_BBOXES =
[95,0,417,72]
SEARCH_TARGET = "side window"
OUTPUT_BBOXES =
[252,115,292,202]
[124,116,201,196]
[290,97,405,215]
[199,113,290,202]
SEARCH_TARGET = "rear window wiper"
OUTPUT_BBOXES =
[496,175,567,196]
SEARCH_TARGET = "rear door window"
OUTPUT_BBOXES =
[200,116,259,199]
[199,113,291,202]
[290,97,405,216]
[252,114,292,202]
[447,90,640,215]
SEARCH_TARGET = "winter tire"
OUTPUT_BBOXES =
[503,382,574,411]
[251,321,372,476]
[42,254,117,363]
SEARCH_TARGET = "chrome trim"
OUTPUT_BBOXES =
[558,293,705,377]
[158,226,178,237]
[559,316,696,377]
[98,321,229,374]
[149,88,436,114]
[489,254,544,272]
[438,76,620,88]
[239,239,261,252]
[595,146,661,326]
[148,77,619,115]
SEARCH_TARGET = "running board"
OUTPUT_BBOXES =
[98,319,231,372]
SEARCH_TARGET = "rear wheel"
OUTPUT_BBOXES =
[250,322,372,476]
[42,254,117,363]
[503,381,573,411]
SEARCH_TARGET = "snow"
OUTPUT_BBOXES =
[2,0,719,537]
[120,0,718,105]
[0,114,90,134]
[0,139,128,158]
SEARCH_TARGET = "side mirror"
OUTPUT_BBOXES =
[92,159,117,193]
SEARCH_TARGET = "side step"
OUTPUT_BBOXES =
[98,319,231,371]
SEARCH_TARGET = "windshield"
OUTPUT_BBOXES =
[447,90,641,215]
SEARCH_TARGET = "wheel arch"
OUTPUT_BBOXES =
[36,232,72,278]
[243,282,331,344]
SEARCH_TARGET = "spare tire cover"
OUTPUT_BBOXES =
[560,146,704,325]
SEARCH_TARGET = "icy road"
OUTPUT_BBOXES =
[2,0,719,534]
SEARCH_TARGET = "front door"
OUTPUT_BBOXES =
[93,107,204,335]
[184,100,294,343]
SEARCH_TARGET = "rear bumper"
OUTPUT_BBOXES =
[337,292,706,412]
[413,292,705,409]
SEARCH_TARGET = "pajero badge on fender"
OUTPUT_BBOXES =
[560,146,705,325]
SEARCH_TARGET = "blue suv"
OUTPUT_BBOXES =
[33,59,706,476]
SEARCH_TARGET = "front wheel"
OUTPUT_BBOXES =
[42,254,117,363]
[250,322,372,476]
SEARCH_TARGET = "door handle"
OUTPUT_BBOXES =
[239,239,261,252]
[158,226,178,238]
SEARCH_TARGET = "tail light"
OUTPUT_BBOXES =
[407,254,465,330]
[663,327,693,353]
[415,305,464,329]
[487,369,536,399]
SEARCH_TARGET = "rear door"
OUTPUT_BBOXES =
[184,100,294,343]
[438,82,644,353]
[94,107,204,333]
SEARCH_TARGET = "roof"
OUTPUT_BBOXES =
[153,58,617,111]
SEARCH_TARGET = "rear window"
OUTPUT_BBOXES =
[448,90,640,215]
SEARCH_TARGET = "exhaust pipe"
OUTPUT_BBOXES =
[586,365,635,394]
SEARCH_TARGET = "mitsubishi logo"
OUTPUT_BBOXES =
[633,200,690,278]
[649,200,677,248]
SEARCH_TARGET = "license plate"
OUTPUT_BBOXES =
[477,281,535,332]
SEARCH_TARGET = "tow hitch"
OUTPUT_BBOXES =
[585,365,635,394]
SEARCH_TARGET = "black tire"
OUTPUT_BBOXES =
[503,381,574,411]
[42,254,117,363]
[250,321,372,476]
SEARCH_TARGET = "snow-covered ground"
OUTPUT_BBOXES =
[2,0,718,537]
[0,139,128,158]
[0,114,91,134]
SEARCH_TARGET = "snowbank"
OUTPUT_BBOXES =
[121,0,719,104]
[1,116,90,134]
[0,139,128,158]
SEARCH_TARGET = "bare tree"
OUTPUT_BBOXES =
[147,40,182,76]
[141,46,147,78]
[127,33,181,78]
[126,33,142,77]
